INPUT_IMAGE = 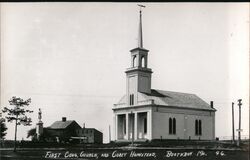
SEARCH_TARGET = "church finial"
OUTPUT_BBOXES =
[137,4,145,48]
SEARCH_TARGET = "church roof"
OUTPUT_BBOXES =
[49,120,77,129]
[116,89,215,111]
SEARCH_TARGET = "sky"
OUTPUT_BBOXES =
[1,3,249,143]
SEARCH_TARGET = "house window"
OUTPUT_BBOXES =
[195,119,202,135]
[169,117,176,135]
[144,118,147,134]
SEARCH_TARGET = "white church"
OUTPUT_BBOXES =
[112,8,216,142]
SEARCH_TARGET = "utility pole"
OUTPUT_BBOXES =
[131,111,134,146]
[109,125,111,143]
[232,102,235,143]
[237,99,242,146]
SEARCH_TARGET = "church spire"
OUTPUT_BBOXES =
[138,4,145,48]
[126,4,152,96]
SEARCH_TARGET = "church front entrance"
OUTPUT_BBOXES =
[116,111,149,141]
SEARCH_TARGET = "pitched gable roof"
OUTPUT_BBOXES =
[115,89,216,111]
[49,120,77,129]
[77,128,103,134]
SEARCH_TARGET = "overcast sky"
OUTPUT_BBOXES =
[1,3,249,143]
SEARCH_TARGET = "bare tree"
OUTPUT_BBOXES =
[2,96,33,152]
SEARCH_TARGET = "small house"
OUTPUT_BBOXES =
[47,117,81,142]
[74,127,103,144]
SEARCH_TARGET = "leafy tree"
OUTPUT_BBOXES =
[27,127,52,142]
[0,118,8,139]
[27,128,37,141]
[2,96,33,152]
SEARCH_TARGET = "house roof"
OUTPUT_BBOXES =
[77,128,103,134]
[116,89,216,111]
[78,128,96,131]
[49,120,76,129]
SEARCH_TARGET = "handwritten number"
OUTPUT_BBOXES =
[216,151,225,156]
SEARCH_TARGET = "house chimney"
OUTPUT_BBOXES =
[210,101,214,108]
[83,123,85,128]
[62,117,67,122]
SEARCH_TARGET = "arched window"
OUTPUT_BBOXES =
[144,118,147,133]
[195,120,198,135]
[141,56,145,68]
[173,118,176,134]
[133,56,137,67]
[169,118,172,134]
[199,120,202,135]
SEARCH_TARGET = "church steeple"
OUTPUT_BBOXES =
[129,5,149,69]
[138,5,144,48]
[125,5,153,105]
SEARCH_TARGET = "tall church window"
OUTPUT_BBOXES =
[195,119,202,135]
[144,118,147,133]
[169,117,176,135]
[132,94,134,105]
[173,118,176,134]
[169,118,172,134]
[129,94,134,105]
[195,120,198,135]
[129,95,131,105]
[199,120,202,135]
[133,56,137,67]
[141,56,145,68]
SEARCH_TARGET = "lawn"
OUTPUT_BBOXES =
[0,140,249,160]
[0,147,249,160]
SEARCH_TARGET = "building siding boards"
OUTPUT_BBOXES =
[47,121,81,141]
[76,128,103,144]
[152,109,215,140]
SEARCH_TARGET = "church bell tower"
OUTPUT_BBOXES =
[126,6,152,106]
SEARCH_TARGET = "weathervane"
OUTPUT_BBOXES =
[137,4,146,13]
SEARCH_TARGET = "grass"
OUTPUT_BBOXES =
[0,147,249,160]
[0,140,249,160]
